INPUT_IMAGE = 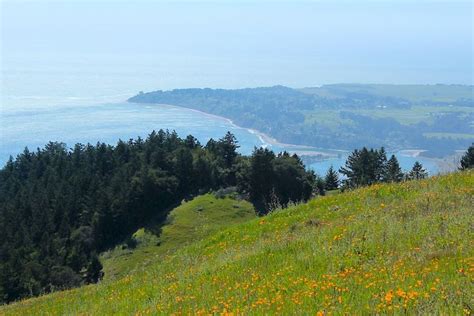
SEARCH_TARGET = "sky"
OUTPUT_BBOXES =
[1,0,473,86]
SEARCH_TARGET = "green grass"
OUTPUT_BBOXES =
[354,105,474,125]
[100,193,256,281]
[304,106,474,127]
[302,84,473,103]
[2,171,473,315]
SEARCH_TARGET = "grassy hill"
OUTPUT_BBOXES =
[2,171,473,315]
[100,193,256,281]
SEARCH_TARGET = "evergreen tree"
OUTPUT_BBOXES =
[314,174,326,196]
[248,148,275,214]
[340,147,387,188]
[324,166,339,190]
[459,144,474,170]
[272,152,314,207]
[376,147,388,182]
[408,161,428,180]
[218,131,239,169]
[384,155,403,182]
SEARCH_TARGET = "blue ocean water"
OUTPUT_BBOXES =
[0,100,439,176]
[0,102,271,165]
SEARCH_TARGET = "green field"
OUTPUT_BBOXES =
[302,84,474,103]
[305,106,474,126]
[2,171,473,315]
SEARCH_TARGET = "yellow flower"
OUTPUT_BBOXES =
[385,291,393,304]
[396,289,406,299]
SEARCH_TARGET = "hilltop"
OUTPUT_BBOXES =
[2,171,473,315]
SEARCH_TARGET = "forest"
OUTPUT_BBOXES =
[0,131,315,303]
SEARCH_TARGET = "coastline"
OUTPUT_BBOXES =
[147,103,336,157]
[130,102,456,174]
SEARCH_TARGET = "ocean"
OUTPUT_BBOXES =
[1,53,439,175]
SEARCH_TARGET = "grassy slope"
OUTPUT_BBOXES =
[302,84,473,102]
[100,193,256,281]
[304,106,474,126]
[2,172,473,315]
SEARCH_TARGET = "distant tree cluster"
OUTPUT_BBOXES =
[244,149,315,214]
[339,147,427,188]
[0,131,316,303]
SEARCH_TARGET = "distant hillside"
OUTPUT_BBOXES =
[129,84,474,157]
[301,83,474,104]
[3,171,472,314]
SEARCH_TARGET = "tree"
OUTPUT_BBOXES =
[384,155,403,182]
[459,144,474,170]
[248,148,275,214]
[272,152,314,207]
[408,161,428,180]
[174,147,194,194]
[218,131,239,169]
[376,147,388,182]
[340,147,387,188]
[324,166,339,190]
[314,174,326,196]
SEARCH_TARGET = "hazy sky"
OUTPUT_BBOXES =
[1,0,473,86]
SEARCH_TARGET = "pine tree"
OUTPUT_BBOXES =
[408,161,428,180]
[340,148,363,188]
[249,148,275,214]
[376,147,388,182]
[314,174,326,196]
[340,147,386,187]
[384,155,403,182]
[459,144,474,170]
[218,131,240,168]
[324,166,339,190]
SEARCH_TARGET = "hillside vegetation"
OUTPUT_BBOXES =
[100,194,256,281]
[2,171,473,315]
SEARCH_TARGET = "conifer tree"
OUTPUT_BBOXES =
[324,165,339,190]
[218,131,240,168]
[459,144,474,170]
[340,147,387,188]
[376,147,388,182]
[385,155,403,182]
[408,161,428,180]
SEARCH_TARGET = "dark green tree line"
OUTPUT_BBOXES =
[339,147,429,188]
